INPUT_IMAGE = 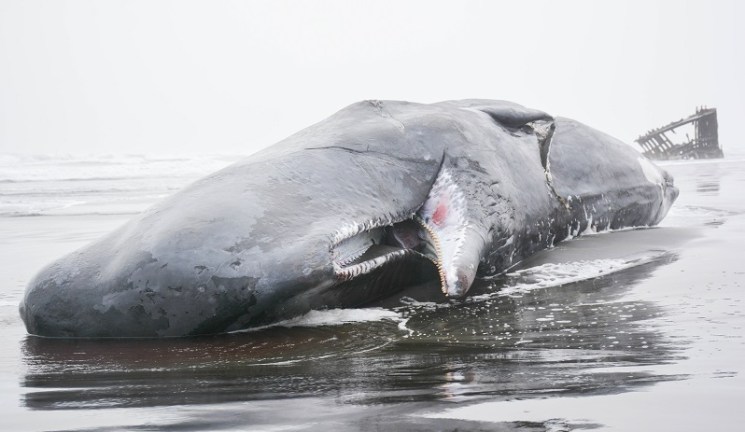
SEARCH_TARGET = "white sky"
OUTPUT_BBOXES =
[1,0,743,156]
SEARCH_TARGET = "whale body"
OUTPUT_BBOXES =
[20,99,678,337]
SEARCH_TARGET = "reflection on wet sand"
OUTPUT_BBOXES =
[22,251,685,429]
[695,165,721,195]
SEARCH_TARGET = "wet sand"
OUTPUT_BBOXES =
[1,158,744,431]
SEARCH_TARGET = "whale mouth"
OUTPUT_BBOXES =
[332,219,431,281]
[331,168,471,297]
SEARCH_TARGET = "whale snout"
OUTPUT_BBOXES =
[19,236,331,338]
[20,267,83,338]
[20,254,131,338]
[19,251,203,338]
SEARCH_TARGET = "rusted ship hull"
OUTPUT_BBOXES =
[637,108,723,160]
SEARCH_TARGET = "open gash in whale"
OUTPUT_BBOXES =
[20,99,679,338]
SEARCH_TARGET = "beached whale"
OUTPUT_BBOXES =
[20,99,678,337]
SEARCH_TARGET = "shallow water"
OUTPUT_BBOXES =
[1,155,744,431]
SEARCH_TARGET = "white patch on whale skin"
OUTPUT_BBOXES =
[638,156,679,225]
[638,156,664,186]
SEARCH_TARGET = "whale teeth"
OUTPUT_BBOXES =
[415,215,448,294]
[331,212,413,246]
[414,168,468,296]
[334,249,412,280]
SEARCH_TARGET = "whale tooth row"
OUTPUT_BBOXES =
[415,168,469,295]
[331,211,414,247]
[334,249,412,281]
[415,215,447,294]
[335,247,368,267]
[333,226,384,267]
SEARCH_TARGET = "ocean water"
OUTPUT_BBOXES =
[1,153,744,431]
[0,153,241,217]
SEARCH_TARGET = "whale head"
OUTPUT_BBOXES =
[19,101,483,337]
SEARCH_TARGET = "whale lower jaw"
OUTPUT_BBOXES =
[334,247,422,281]
[331,168,473,297]
[332,220,434,284]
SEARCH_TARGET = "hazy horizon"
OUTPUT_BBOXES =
[1,1,743,157]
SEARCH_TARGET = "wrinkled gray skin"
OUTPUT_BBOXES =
[20,100,679,338]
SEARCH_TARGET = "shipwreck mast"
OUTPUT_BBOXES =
[636,107,722,160]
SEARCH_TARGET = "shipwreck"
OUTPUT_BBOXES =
[636,107,722,160]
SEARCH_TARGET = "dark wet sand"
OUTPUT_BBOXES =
[2,158,744,431]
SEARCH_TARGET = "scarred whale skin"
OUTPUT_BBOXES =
[20,99,679,338]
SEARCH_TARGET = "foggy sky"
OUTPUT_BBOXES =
[1,0,743,156]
